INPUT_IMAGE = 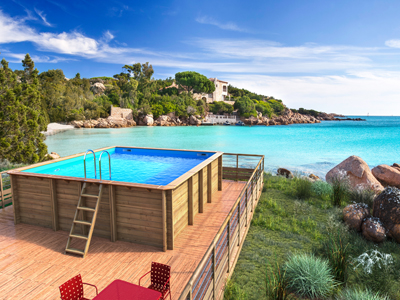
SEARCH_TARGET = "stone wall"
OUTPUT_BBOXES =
[110,107,133,120]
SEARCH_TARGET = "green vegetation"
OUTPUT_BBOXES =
[285,253,337,299]
[336,288,389,300]
[0,54,48,164]
[291,107,321,117]
[175,71,215,94]
[331,176,350,207]
[293,177,313,200]
[225,174,400,299]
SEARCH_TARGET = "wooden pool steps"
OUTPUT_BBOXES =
[65,182,103,258]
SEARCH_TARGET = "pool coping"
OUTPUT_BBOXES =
[7,146,223,191]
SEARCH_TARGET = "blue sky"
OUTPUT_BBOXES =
[1,0,400,115]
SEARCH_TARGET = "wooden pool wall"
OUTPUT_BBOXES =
[7,146,223,251]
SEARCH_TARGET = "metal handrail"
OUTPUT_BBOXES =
[99,150,111,181]
[83,149,96,179]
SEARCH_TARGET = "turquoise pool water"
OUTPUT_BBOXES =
[44,116,400,178]
[23,147,214,185]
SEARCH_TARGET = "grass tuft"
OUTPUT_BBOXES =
[285,253,337,299]
[335,287,389,300]
[265,255,289,300]
[331,175,350,207]
[293,177,313,200]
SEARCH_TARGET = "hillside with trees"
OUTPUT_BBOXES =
[1,54,331,165]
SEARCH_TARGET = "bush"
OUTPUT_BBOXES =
[294,177,313,200]
[336,288,389,300]
[265,257,289,300]
[285,253,336,299]
[224,281,248,300]
[348,188,375,208]
[312,180,333,198]
[319,231,350,285]
[331,175,349,207]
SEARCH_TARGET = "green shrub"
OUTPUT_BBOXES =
[265,257,289,300]
[285,253,336,299]
[224,281,248,300]
[319,231,350,285]
[294,177,313,200]
[312,180,333,198]
[336,288,389,300]
[348,188,375,208]
[331,175,349,207]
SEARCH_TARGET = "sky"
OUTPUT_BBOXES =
[1,0,400,115]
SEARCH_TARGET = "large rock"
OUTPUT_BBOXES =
[372,165,400,188]
[189,115,201,125]
[47,152,60,160]
[361,217,386,243]
[326,156,383,192]
[277,168,293,178]
[143,114,154,126]
[373,187,400,243]
[343,203,370,231]
[90,82,106,94]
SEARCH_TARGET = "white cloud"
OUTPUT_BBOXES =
[0,10,146,58]
[4,52,72,63]
[385,39,400,48]
[224,73,400,115]
[196,16,248,32]
[34,8,53,27]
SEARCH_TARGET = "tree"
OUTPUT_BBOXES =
[175,71,215,94]
[234,96,257,118]
[209,101,234,115]
[268,99,285,115]
[0,55,48,164]
[256,101,273,118]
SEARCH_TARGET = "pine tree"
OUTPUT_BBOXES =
[0,55,48,164]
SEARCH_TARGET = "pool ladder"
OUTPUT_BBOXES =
[65,150,111,258]
[83,149,112,180]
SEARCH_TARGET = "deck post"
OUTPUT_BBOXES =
[0,173,3,209]
[227,219,230,273]
[207,164,212,203]
[10,175,19,224]
[110,185,117,242]
[245,187,248,227]
[162,190,167,251]
[236,155,239,181]
[188,177,194,225]
[237,203,240,246]
[212,246,216,300]
[50,179,59,231]
[218,156,222,191]
[199,169,204,213]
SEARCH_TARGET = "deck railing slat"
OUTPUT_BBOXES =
[179,153,264,300]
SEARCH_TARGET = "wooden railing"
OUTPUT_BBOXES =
[0,171,13,209]
[178,153,264,300]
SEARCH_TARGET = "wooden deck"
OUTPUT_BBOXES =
[0,180,245,299]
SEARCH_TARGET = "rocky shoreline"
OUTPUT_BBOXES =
[68,108,365,129]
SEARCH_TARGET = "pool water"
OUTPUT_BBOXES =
[22,147,215,185]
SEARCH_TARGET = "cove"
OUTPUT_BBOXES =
[45,116,400,178]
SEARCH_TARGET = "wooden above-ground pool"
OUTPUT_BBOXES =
[8,146,223,255]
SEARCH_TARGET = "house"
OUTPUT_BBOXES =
[163,77,234,105]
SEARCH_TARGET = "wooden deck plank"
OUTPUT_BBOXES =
[0,180,246,299]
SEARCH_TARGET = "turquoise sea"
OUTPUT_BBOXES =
[45,116,400,178]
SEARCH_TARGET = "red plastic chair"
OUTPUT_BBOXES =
[59,274,98,300]
[139,262,171,300]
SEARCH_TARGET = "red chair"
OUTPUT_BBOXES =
[59,274,98,300]
[139,262,171,300]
